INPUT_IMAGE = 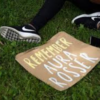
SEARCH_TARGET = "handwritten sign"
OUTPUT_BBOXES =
[16,32,100,91]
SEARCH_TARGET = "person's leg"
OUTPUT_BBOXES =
[70,0,100,13]
[30,0,66,31]
[0,0,66,42]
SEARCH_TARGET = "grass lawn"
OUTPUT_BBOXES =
[0,0,100,100]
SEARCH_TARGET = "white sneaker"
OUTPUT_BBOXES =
[72,12,100,29]
[0,24,41,43]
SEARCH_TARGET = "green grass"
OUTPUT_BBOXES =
[0,0,100,100]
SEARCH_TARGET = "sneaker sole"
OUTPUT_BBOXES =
[72,12,100,24]
[0,26,41,43]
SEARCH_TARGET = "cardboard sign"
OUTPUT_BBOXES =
[16,32,100,91]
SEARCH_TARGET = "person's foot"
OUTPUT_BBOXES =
[71,12,100,29]
[0,24,41,43]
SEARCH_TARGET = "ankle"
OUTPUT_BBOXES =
[28,24,36,30]
[97,21,100,29]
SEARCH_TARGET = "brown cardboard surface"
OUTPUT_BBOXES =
[16,32,100,91]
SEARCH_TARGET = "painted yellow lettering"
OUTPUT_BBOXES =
[60,37,72,46]
[23,58,37,69]
[35,51,47,62]
[30,55,41,65]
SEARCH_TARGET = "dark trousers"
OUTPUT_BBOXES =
[31,0,100,31]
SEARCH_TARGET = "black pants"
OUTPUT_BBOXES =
[31,0,100,31]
